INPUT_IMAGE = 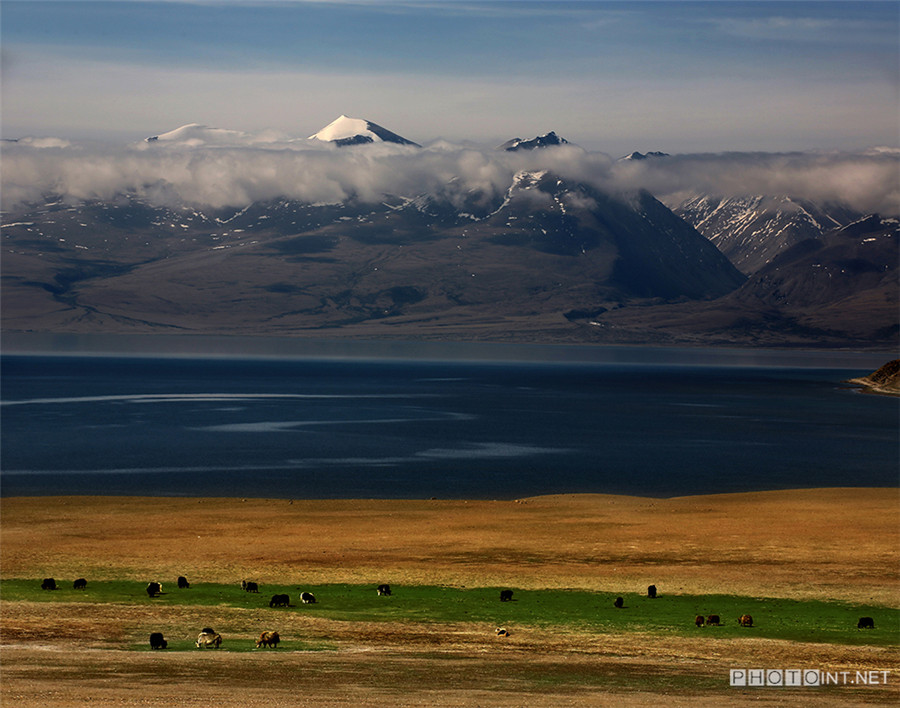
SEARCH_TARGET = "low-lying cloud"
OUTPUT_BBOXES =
[2,128,897,216]
[611,150,900,215]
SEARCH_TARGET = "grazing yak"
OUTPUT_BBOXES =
[256,631,280,648]
[647,585,657,599]
[241,580,259,593]
[177,576,190,589]
[149,632,167,650]
[300,592,317,604]
[613,596,624,609]
[499,590,514,602]
[146,582,162,598]
[739,614,753,627]
[377,584,392,596]
[695,615,705,627]
[269,594,290,608]
[858,616,875,629]
[495,627,509,637]
[706,615,721,626]
[196,630,222,649]
[73,578,87,591]
[41,578,57,591]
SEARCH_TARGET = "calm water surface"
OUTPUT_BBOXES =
[1,342,897,498]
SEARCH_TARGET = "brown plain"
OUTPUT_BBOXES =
[2,488,898,707]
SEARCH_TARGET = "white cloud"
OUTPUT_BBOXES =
[612,152,900,216]
[6,136,72,149]
[2,132,898,217]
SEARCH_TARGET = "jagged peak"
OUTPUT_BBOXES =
[497,132,570,152]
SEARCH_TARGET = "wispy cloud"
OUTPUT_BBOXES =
[704,14,894,43]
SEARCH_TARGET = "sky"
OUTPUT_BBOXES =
[2,0,898,155]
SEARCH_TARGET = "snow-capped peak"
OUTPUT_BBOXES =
[146,123,247,144]
[143,123,285,148]
[308,115,370,142]
[498,132,570,151]
[618,151,670,161]
[308,115,420,147]
[146,123,207,142]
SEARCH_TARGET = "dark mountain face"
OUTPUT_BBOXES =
[363,120,421,147]
[584,214,898,347]
[478,171,745,299]
[329,122,420,147]
[718,214,900,343]
[331,134,377,146]
[733,215,897,320]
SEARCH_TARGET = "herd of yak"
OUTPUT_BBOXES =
[37,577,877,650]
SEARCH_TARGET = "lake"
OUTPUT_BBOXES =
[1,337,897,498]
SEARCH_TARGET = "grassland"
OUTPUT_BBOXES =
[1,490,898,706]
[3,580,897,649]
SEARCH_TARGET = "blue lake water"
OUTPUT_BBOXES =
[1,342,897,498]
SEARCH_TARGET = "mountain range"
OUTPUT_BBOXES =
[672,194,864,275]
[2,119,897,348]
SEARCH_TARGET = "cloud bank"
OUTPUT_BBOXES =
[2,128,898,216]
[611,150,900,216]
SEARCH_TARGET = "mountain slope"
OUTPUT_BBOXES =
[729,215,898,337]
[0,166,745,339]
[583,215,898,346]
[673,194,863,275]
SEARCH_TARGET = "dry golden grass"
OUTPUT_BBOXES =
[3,489,897,602]
[2,489,898,706]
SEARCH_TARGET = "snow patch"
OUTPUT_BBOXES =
[309,115,373,142]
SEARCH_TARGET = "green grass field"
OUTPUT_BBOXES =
[3,579,896,648]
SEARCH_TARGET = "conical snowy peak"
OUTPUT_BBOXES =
[497,131,570,151]
[308,115,420,147]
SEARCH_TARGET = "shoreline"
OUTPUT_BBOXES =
[845,359,900,396]
[2,484,897,502]
[1,484,897,501]
[846,376,900,397]
[3,330,894,367]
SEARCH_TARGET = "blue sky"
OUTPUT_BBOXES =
[2,1,898,154]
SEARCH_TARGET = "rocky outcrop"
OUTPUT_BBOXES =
[847,360,900,396]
